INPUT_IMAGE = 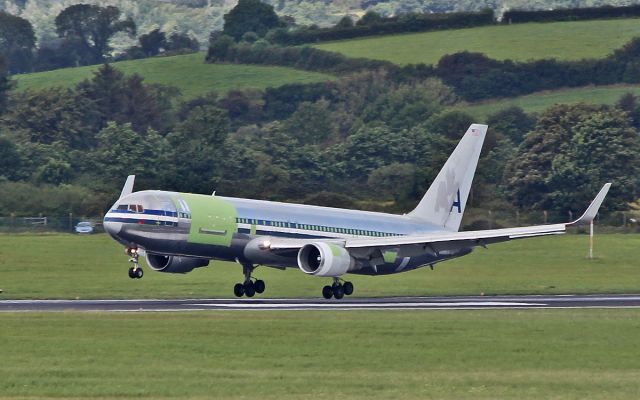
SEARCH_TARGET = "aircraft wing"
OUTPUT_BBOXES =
[267,183,611,254]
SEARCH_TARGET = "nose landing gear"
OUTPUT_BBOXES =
[126,247,144,279]
[233,263,266,298]
[322,278,354,300]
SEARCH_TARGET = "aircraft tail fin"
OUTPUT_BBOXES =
[119,175,136,199]
[407,124,487,231]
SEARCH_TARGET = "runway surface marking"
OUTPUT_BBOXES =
[2,295,640,312]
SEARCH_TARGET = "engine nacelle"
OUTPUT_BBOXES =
[145,253,209,274]
[297,243,354,277]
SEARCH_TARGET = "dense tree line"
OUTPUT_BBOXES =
[268,9,494,45]
[1,62,638,222]
[0,5,200,73]
[502,4,640,24]
[207,34,640,102]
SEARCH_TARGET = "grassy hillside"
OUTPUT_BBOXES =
[13,52,334,99]
[315,19,640,65]
[1,233,638,299]
[455,84,640,120]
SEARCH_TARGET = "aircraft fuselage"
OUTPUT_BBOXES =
[103,190,472,275]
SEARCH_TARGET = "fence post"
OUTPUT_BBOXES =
[568,210,573,223]
[488,210,493,229]
[10,212,14,230]
[516,210,520,226]
[69,213,73,232]
[543,210,548,224]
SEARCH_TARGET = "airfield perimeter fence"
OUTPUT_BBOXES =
[0,214,104,233]
[0,210,637,233]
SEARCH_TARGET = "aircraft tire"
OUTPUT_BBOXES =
[234,283,245,297]
[254,279,265,294]
[135,268,144,279]
[322,285,333,299]
[343,281,354,296]
[128,267,136,279]
[333,285,344,300]
[244,281,256,297]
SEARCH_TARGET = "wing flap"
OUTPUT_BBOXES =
[344,223,567,249]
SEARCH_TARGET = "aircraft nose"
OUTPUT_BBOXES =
[103,217,122,238]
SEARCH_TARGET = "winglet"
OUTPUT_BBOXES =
[119,175,136,200]
[568,183,611,226]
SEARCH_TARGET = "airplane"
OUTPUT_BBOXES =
[103,124,611,299]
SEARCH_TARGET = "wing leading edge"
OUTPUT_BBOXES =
[267,183,611,254]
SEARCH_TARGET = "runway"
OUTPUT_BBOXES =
[2,294,640,312]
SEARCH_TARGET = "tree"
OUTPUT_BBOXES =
[1,87,96,150]
[55,5,136,64]
[76,64,177,133]
[166,32,199,52]
[0,11,36,73]
[356,11,384,26]
[505,104,640,212]
[0,56,13,114]
[0,136,22,180]
[139,29,166,57]
[486,106,535,144]
[223,0,281,40]
[166,106,230,193]
[368,163,416,203]
[335,16,354,28]
[284,99,334,144]
[93,122,170,188]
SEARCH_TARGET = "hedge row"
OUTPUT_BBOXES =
[207,36,640,102]
[502,4,640,24]
[270,9,495,45]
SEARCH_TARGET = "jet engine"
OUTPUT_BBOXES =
[297,243,354,277]
[145,253,209,274]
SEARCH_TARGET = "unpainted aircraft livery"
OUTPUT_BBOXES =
[103,124,611,299]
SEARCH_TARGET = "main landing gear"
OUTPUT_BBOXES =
[126,247,144,279]
[234,264,265,298]
[322,278,354,300]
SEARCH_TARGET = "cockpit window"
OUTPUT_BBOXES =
[117,204,128,211]
[125,204,144,213]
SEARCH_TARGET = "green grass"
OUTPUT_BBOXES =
[1,310,639,399]
[453,84,640,121]
[315,19,640,65]
[1,233,638,299]
[13,52,334,99]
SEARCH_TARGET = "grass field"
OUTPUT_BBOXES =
[12,52,334,99]
[454,84,640,121]
[1,310,639,399]
[315,19,640,65]
[0,233,638,299]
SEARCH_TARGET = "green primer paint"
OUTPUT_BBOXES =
[250,224,256,235]
[180,194,237,246]
[328,243,343,257]
[383,251,398,263]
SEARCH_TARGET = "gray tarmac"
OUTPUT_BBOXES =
[1,294,640,312]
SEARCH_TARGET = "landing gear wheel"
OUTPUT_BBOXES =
[254,279,265,294]
[332,284,344,300]
[135,268,144,279]
[234,283,245,297]
[343,281,354,296]
[244,281,256,297]
[322,285,333,299]
[128,267,136,279]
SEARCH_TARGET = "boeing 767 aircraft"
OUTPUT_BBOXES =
[103,124,611,299]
